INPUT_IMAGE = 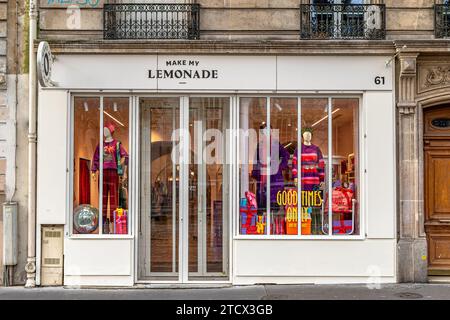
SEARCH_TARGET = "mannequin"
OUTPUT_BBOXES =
[293,128,325,191]
[91,122,129,233]
[251,124,290,216]
[293,128,325,235]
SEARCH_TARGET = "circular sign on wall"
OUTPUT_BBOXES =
[37,41,56,87]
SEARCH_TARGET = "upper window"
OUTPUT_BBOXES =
[103,2,200,40]
[72,97,130,235]
[238,97,360,237]
[301,0,385,40]
[435,0,450,38]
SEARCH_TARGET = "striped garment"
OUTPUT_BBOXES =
[294,144,325,191]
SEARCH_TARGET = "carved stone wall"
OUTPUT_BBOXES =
[397,52,450,283]
[397,52,428,283]
[418,63,450,95]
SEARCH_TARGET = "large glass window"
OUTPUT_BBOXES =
[239,97,359,237]
[73,96,130,235]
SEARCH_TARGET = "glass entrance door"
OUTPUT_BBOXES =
[138,98,180,280]
[188,98,230,281]
[138,97,230,282]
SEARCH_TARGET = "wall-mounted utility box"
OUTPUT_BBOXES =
[2,202,18,266]
[41,226,64,286]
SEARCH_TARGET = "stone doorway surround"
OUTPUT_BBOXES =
[397,42,450,283]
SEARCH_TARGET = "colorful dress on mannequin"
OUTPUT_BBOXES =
[91,122,129,233]
[294,144,325,191]
[293,143,325,234]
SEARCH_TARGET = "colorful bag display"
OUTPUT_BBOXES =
[113,208,128,234]
[239,195,258,235]
[325,187,354,213]
[245,191,257,209]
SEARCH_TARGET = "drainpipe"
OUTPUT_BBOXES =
[25,0,37,288]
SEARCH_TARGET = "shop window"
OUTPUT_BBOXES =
[238,97,359,237]
[73,97,130,235]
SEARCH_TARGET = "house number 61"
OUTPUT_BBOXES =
[374,76,386,85]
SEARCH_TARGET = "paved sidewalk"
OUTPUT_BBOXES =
[0,284,450,300]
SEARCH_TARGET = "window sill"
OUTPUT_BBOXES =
[233,235,365,241]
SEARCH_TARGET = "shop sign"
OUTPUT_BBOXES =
[50,55,390,91]
[37,41,56,87]
[155,56,276,90]
[148,59,219,80]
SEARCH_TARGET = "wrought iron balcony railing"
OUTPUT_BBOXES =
[300,4,386,40]
[103,3,200,40]
[435,4,450,38]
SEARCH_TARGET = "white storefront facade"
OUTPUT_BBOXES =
[36,53,396,286]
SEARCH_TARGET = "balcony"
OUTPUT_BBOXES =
[300,4,386,40]
[103,3,200,40]
[435,4,450,38]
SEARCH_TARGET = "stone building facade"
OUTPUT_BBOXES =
[396,40,450,283]
[1,0,449,286]
[0,0,29,286]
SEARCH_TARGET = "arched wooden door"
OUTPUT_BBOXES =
[424,104,450,276]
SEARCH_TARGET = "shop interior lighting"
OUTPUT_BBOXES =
[312,108,341,128]
[103,110,125,127]
[113,102,118,112]
[83,102,89,112]
[275,103,282,111]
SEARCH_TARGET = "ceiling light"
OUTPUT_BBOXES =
[83,102,89,112]
[113,102,118,112]
[312,108,341,128]
[103,110,125,127]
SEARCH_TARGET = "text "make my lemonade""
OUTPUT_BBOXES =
[148,69,219,79]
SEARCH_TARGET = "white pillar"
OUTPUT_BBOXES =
[25,0,37,288]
